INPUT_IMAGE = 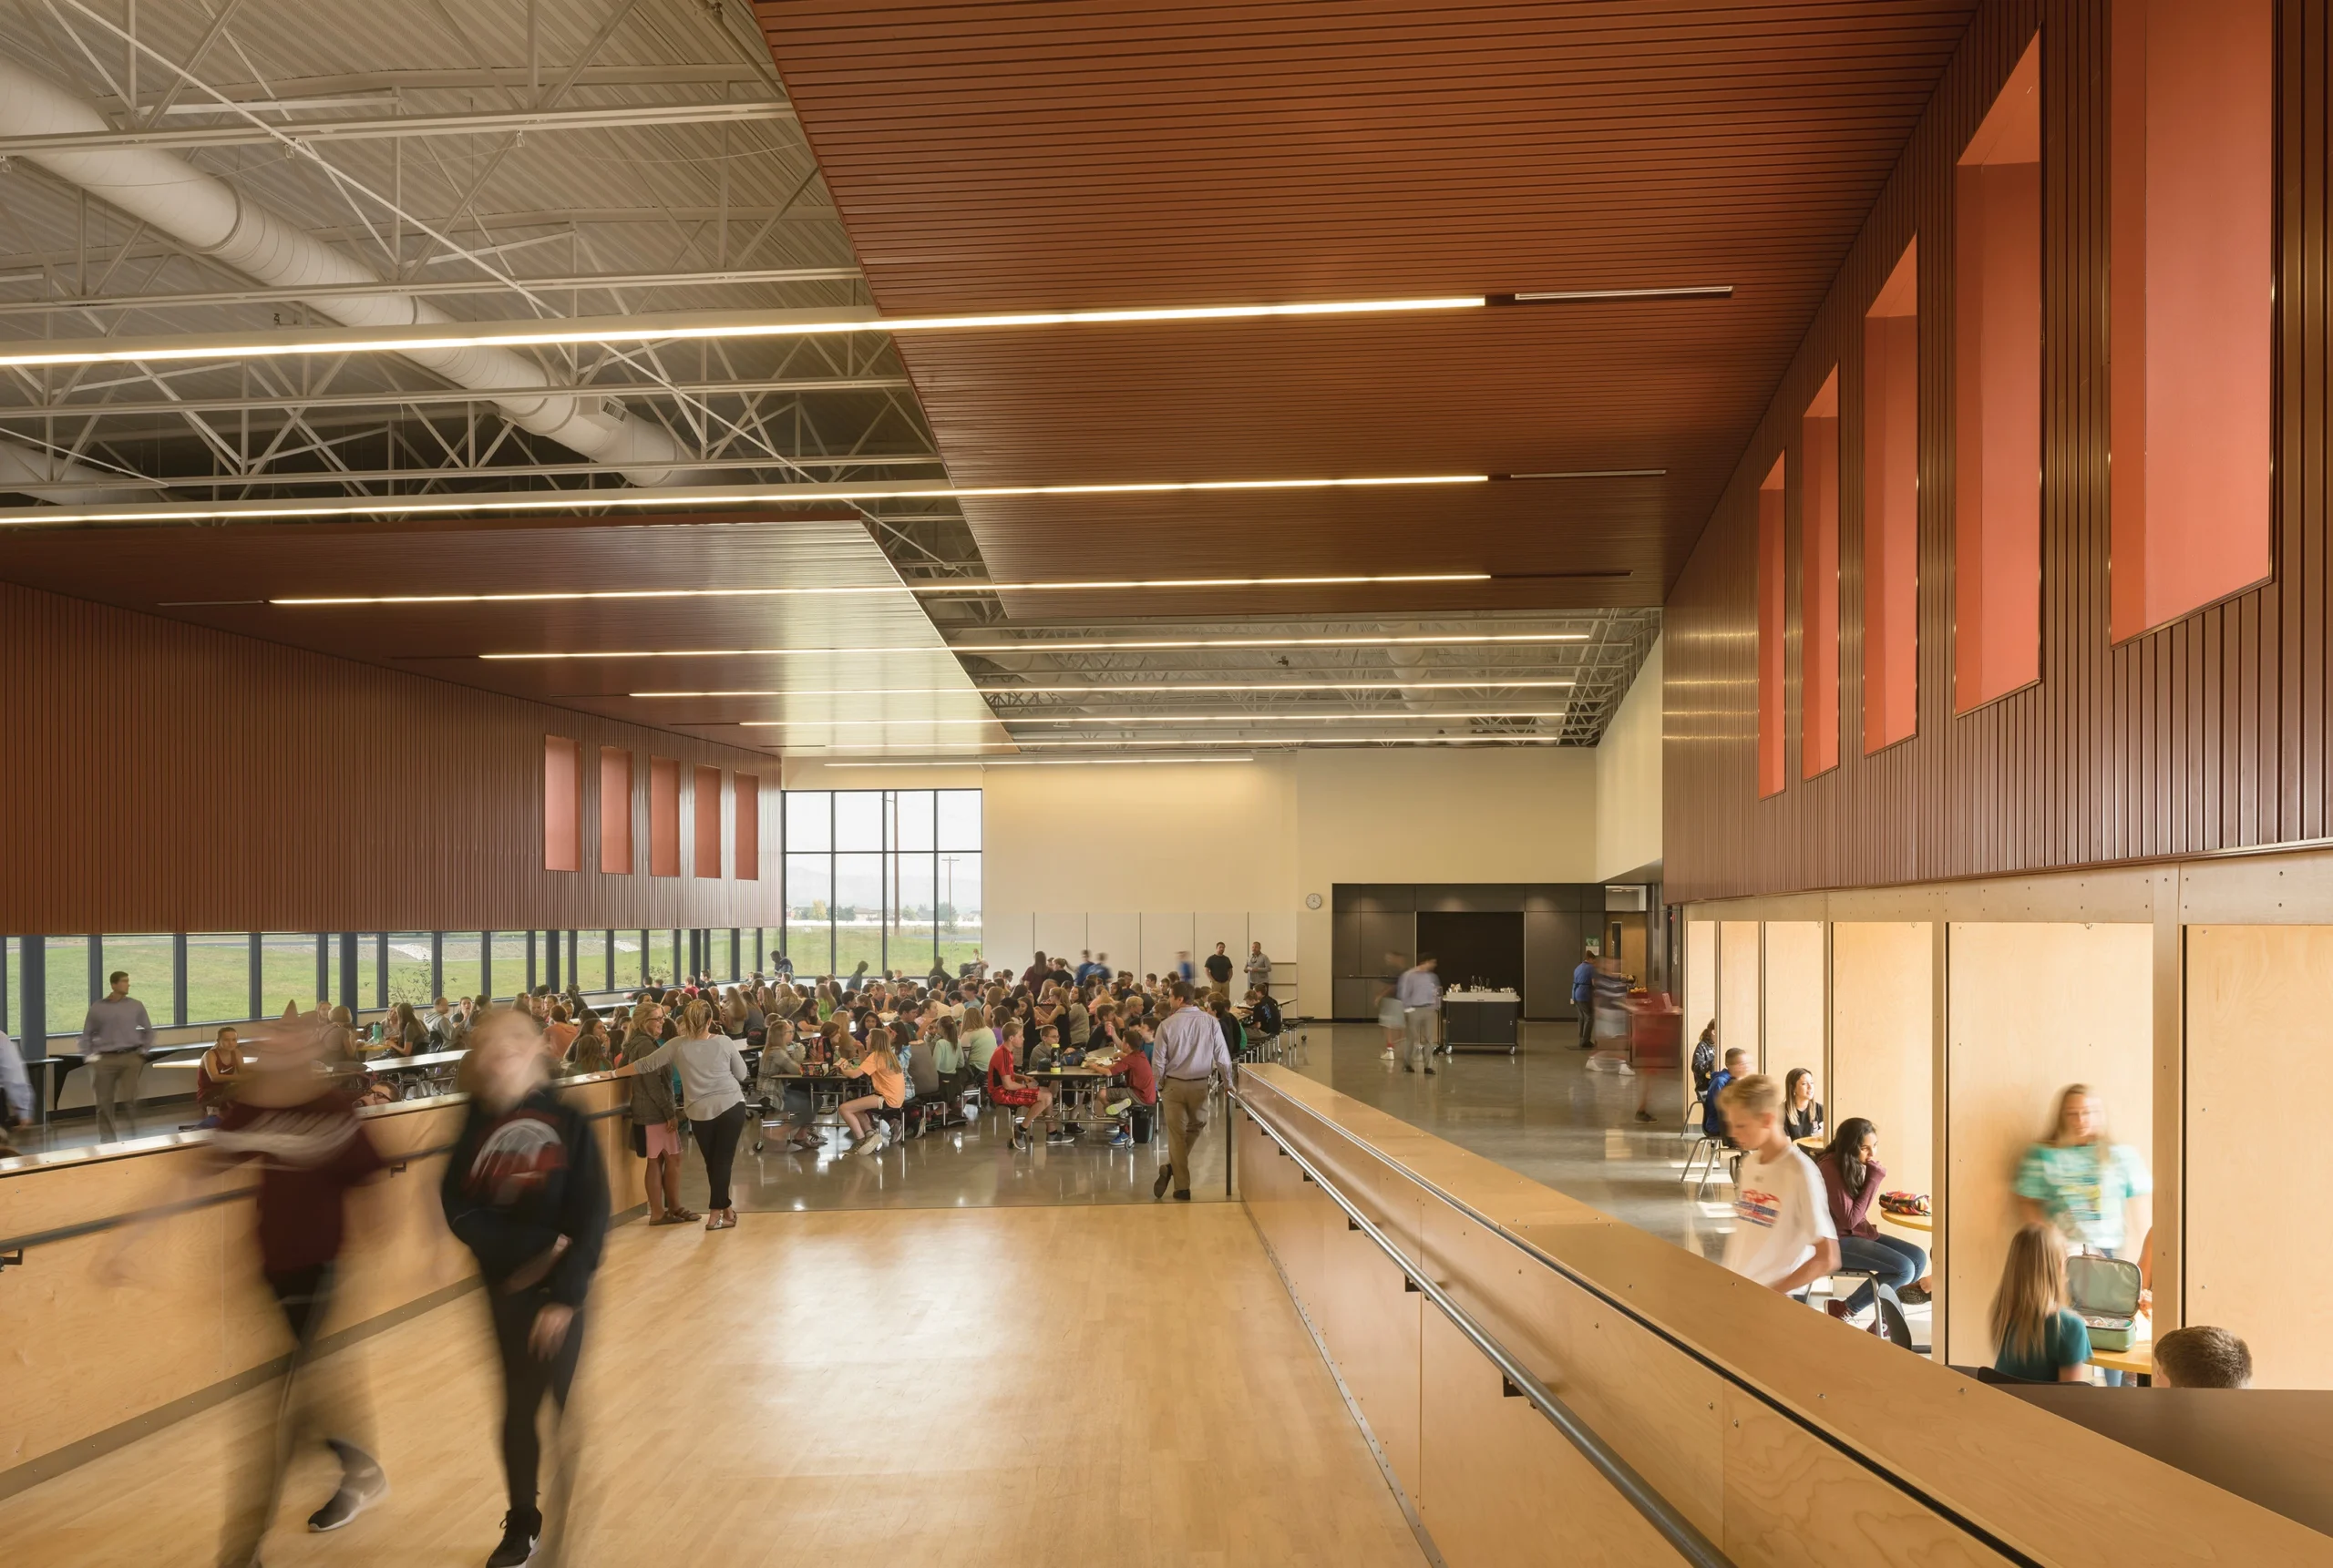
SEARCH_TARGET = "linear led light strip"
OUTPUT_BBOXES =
[630,679,1578,697]
[736,711,1572,728]
[826,756,1257,769]
[2,473,1495,529]
[788,735,1570,753]
[268,569,1485,606]
[483,632,1595,660]
[0,287,1733,369]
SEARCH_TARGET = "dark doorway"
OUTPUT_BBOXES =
[1415,911,1525,995]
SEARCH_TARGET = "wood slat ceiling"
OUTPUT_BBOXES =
[0,513,1009,754]
[756,0,1976,604]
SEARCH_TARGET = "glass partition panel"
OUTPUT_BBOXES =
[46,936,91,1036]
[489,932,530,999]
[613,931,644,988]
[575,931,611,994]
[646,929,676,987]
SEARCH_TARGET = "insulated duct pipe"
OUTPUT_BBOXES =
[0,56,695,487]
[1382,642,1434,711]
[0,437,150,503]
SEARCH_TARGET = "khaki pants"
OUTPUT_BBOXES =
[1404,1006,1438,1070]
[90,1051,143,1142]
[1160,1075,1212,1194]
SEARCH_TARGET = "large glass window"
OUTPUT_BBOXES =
[778,788,981,981]
[441,933,485,1003]
[646,929,676,986]
[576,931,611,994]
[614,930,644,987]
[3,936,18,1038]
[489,932,530,999]
[260,933,320,1018]
[46,936,91,1035]
[187,933,253,1022]
[102,935,178,1026]
[386,933,435,1009]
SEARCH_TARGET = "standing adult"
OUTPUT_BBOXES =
[1395,956,1443,1076]
[1149,983,1232,1202]
[1203,943,1235,1000]
[439,1009,609,1568]
[1244,940,1272,996]
[1571,948,1598,1050]
[0,1023,32,1158]
[78,968,154,1141]
[629,999,750,1230]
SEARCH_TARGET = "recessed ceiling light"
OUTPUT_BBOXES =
[628,680,1578,698]
[481,631,1594,660]
[266,569,1487,607]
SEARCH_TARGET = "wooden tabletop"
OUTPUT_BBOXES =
[1878,1209,1934,1234]
[2089,1312,2154,1378]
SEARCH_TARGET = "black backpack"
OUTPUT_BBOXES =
[1691,1037,1717,1094]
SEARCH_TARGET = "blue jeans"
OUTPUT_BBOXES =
[1837,1234,1927,1313]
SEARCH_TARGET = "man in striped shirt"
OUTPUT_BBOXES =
[1149,983,1232,1202]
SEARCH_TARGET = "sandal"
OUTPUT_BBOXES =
[668,1206,703,1224]
[647,1212,685,1226]
[705,1210,737,1231]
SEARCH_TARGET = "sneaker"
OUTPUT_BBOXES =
[1108,1130,1132,1147]
[308,1451,387,1532]
[852,1127,886,1158]
[1633,1110,1657,1123]
[1402,1062,1415,1073]
[1105,1098,1133,1116]
[1897,1284,1932,1306]
[1046,1127,1076,1144]
[1423,1067,1436,1076]
[1173,1189,1192,1202]
[485,1511,541,1567]
[1615,1062,1636,1076]
[1152,1166,1175,1201]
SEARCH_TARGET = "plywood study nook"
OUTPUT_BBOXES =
[5,1,2333,1563]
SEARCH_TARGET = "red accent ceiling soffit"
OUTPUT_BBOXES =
[755,1,1977,601]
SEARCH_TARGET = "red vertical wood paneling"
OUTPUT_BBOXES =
[735,773,761,881]
[1759,456,1790,798]
[648,760,682,878]
[544,736,581,874]
[598,747,634,876]
[692,764,724,880]
[1803,370,1844,778]
[0,579,776,930]
[1666,0,2333,903]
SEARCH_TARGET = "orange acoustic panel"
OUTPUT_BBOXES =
[649,758,681,877]
[1954,35,2042,714]
[694,764,723,880]
[735,773,761,881]
[1802,368,1842,779]
[544,736,581,873]
[1758,453,1788,799]
[1864,240,1920,754]
[2108,0,2274,642]
[598,747,633,875]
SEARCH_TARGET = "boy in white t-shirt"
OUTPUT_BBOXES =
[1720,1073,1841,1294]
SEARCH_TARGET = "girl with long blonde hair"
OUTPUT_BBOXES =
[1989,1224,2091,1383]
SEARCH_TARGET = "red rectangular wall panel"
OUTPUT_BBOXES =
[734,773,760,880]
[1954,36,2043,714]
[1802,369,1842,778]
[544,736,581,872]
[649,758,682,877]
[1757,454,1788,799]
[2109,0,2275,642]
[598,747,633,875]
[1863,241,1920,754]
[693,764,723,879]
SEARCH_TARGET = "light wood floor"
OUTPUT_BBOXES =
[4,1205,1423,1567]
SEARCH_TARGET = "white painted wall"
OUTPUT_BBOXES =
[786,745,1602,1013]
[1595,635,1662,881]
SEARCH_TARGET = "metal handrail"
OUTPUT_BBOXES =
[1230,1086,1734,1568]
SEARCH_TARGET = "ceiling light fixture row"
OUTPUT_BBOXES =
[264,570,1487,607]
[0,286,1734,369]
[733,711,1573,728]
[482,631,1595,661]
[626,679,1578,698]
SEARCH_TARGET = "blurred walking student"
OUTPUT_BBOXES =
[1395,955,1442,1075]
[2016,1084,2153,1263]
[208,1019,392,1563]
[1717,1073,1840,1296]
[78,968,154,1141]
[629,999,750,1228]
[1571,948,1598,1050]
[1989,1223,2091,1383]
[1151,983,1232,1201]
[618,1015,696,1226]
[440,1009,609,1568]
[0,1022,30,1156]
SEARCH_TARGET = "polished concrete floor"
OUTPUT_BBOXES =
[1280,1020,1728,1260]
